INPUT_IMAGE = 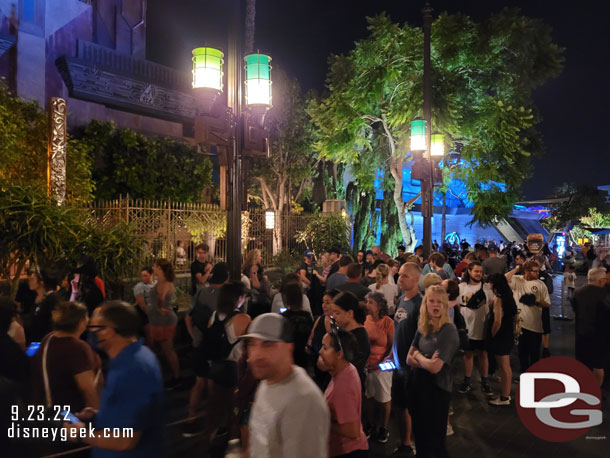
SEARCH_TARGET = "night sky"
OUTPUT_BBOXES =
[147,0,610,200]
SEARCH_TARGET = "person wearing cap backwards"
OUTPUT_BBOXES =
[245,313,330,458]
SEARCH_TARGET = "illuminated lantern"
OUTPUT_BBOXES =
[192,47,224,91]
[410,119,426,152]
[244,54,272,107]
[431,133,445,157]
[265,210,275,229]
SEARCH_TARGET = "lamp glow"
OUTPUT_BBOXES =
[192,47,224,91]
[265,210,275,229]
[410,119,426,152]
[431,134,445,157]
[244,54,272,107]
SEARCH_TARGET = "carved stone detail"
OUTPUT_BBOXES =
[48,97,68,204]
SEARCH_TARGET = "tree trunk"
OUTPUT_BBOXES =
[390,158,417,252]
[272,210,282,256]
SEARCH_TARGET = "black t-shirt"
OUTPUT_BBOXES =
[30,292,61,343]
[337,282,370,302]
[190,260,209,295]
[572,285,607,336]
[327,261,340,277]
[298,261,316,282]
[282,310,314,368]
[350,326,370,389]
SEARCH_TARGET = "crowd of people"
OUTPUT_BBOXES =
[2,237,610,458]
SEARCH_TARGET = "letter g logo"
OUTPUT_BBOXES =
[516,357,603,442]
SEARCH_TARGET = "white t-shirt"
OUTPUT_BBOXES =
[249,366,330,458]
[564,272,576,289]
[510,275,550,333]
[458,282,493,341]
[368,282,398,315]
[271,292,313,317]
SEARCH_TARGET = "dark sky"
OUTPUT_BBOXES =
[147,0,610,200]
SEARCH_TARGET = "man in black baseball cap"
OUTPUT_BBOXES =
[245,313,330,458]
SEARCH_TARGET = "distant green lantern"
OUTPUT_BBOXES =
[192,47,224,91]
[410,119,426,152]
[244,54,272,107]
[431,133,445,157]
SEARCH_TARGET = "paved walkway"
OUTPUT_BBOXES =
[163,274,610,457]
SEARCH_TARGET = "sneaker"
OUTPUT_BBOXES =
[181,421,202,438]
[446,423,455,436]
[364,424,374,440]
[376,426,390,444]
[457,382,472,394]
[391,444,415,457]
[542,348,551,358]
[481,381,494,396]
[488,396,512,406]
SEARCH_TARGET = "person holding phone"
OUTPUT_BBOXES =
[407,285,459,458]
[363,292,394,443]
[308,289,339,390]
[317,323,369,457]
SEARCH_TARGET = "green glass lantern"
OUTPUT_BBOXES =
[244,54,272,107]
[431,133,445,157]
[410,119,426,152]
[192,47,224,91]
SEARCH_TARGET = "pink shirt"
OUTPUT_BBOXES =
[325,363,368,457]
[364,315,394,369]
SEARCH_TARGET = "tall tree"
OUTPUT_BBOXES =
[309,10,563,251]
[545,183,610,231]
[249,68,316,254]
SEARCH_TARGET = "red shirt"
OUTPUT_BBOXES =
[325,364,368,457]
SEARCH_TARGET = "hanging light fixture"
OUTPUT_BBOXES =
[244,53,272,108]
[431,133,445,157]
[410,119,426,152]
[192,47,224,91]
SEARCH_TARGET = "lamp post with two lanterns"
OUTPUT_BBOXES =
[191,4,272,280]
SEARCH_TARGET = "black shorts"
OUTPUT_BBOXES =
[392,368,410,410]
[575,335,604,370]
[208,360,238,388]
[466,339,486,352]
[192,346,210,378]
[542,307,551,334]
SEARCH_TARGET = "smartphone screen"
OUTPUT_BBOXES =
[60,411,80,424]
[25,342,41,357]
[378,361,396,371]
[279,307,287,313]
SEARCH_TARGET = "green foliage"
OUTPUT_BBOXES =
[296,213,350,258]
[547,183,610,229]
[0,82,94,201]
[75,120,212,202]
[0,180,142,299]
[249,68,316,209]
[309,9,563,228]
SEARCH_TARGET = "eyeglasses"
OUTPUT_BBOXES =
[87,325,108,333]
[329,317,344,353]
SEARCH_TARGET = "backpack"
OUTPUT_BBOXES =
[201,310,239,362]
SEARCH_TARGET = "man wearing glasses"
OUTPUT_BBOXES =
[64,301,165,457]
[506,260,550,373]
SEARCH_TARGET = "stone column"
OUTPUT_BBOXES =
[47,97,67,204]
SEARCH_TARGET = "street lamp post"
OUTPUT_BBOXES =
[192,2,271,280]
[422,2,433,259]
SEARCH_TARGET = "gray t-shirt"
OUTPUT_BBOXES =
[412,323,459,392]
[249,366,330,458]
[189,286,221,347]
[147,285,177,326]
[133,281,156,304]
[326,272,348,290]
[483,256,508,276]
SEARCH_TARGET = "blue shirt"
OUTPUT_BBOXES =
[92,340,166,458]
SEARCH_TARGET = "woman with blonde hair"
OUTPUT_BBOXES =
[242,249,271,311]
[368,263,398,315]
[407,285,459,458]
